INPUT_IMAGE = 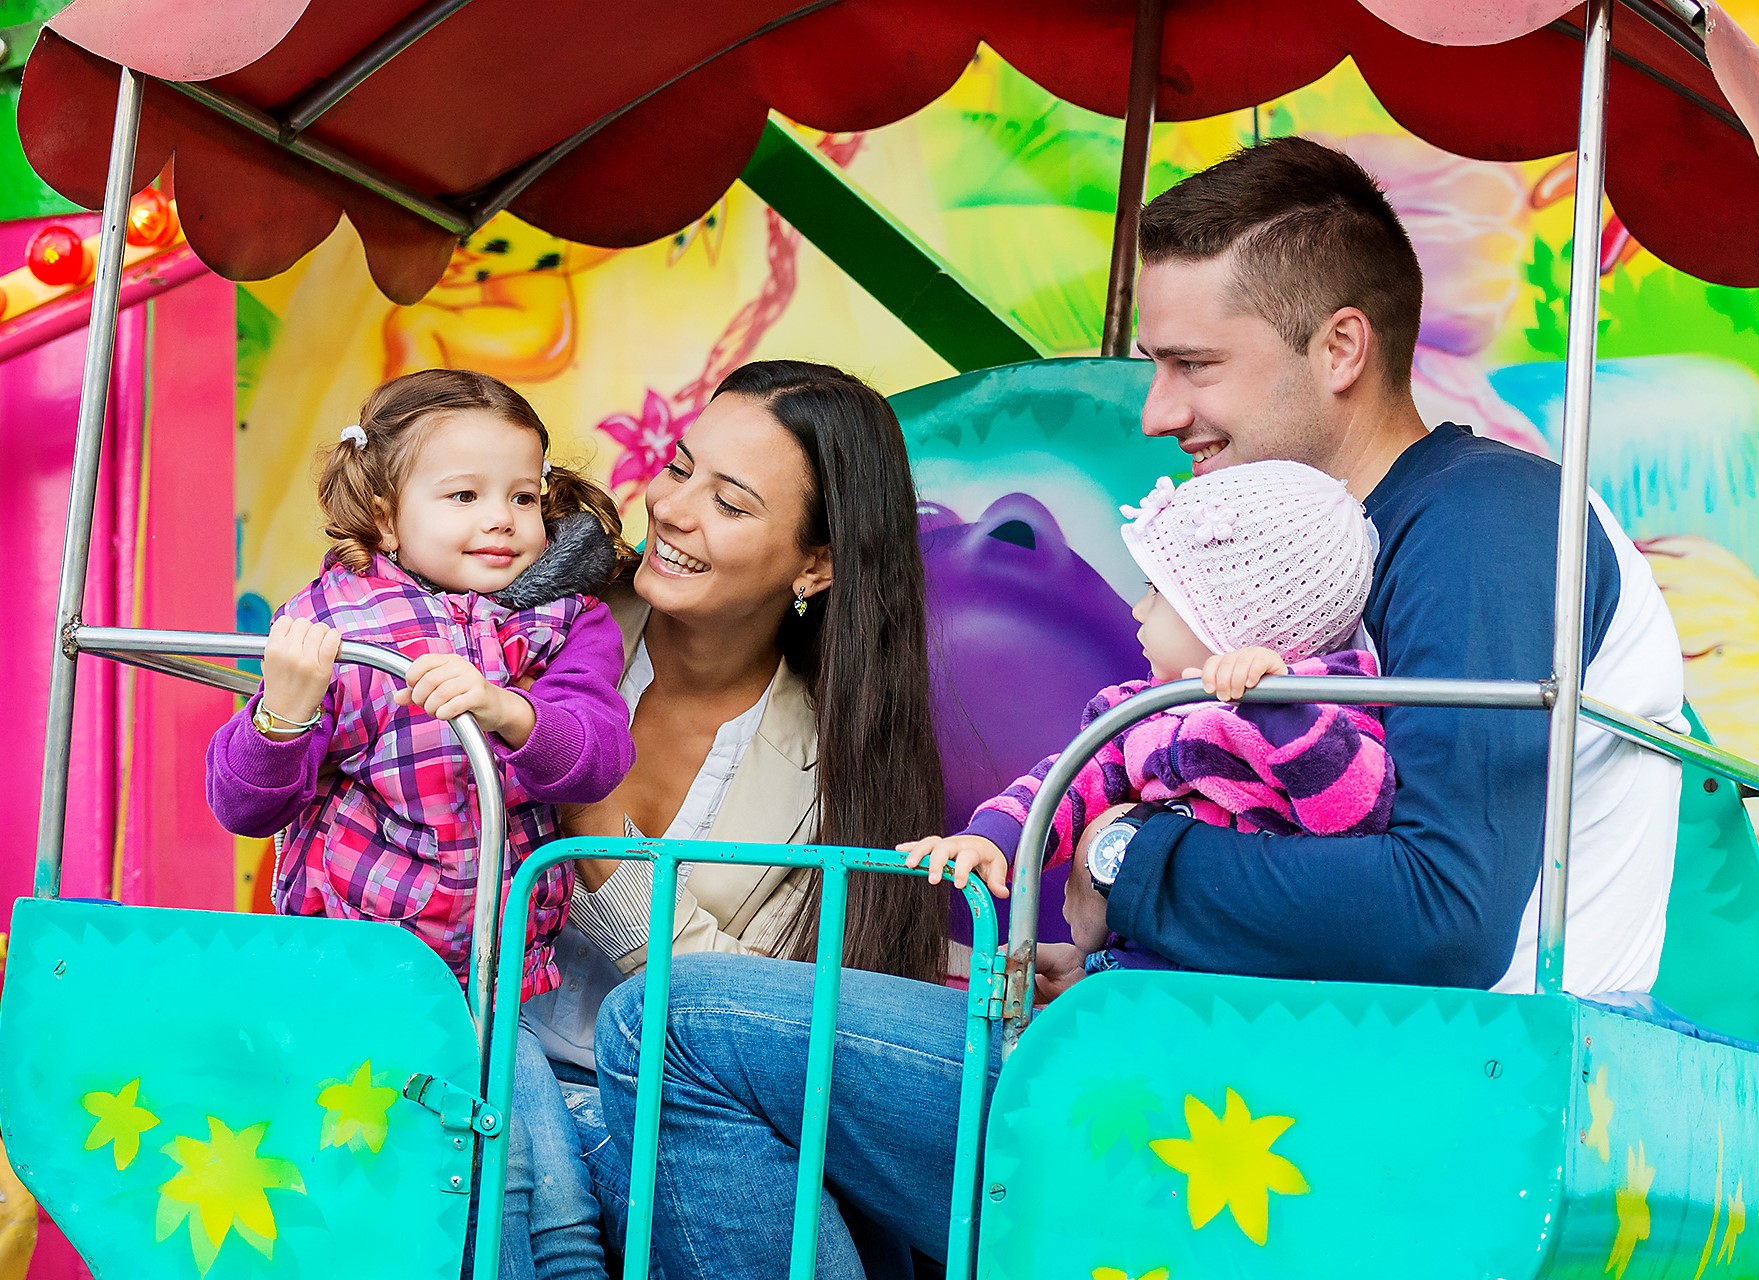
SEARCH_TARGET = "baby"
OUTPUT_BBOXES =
[903,459,1395,967]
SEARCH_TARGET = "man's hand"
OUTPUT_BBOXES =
[1181,645,1288,703]
[1065,803,1134,953]
[394,653,536,747]
[898,834,1010,898]
[1033,942,1085,1005]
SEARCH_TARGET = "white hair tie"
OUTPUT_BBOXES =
[542,459,552,478]
[340,424,367,450]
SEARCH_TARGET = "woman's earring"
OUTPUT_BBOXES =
[793,585,808,617]
[387,548,399,564]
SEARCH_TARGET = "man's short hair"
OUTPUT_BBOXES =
[1139,136,1423,388]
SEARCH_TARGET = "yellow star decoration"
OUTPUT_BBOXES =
[317,1060,398,1154]
[1149,1088,1309,1246]
[81,1078,160,1170]
[1093,1270,1170,1280]
[1720,1178,1745,1265]
[1586,1067,1614,1163]
[155,1117,306,1276]
[1607,1142,1656,1280]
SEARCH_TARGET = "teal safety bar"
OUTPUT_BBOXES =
[478,837,1002,1280]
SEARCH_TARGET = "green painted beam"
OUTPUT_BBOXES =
[739,116,1047,373]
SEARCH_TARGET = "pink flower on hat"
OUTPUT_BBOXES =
[1120,475,1179,523]
[1187,499,1236,546]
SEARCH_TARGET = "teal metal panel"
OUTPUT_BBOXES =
[976,970,1759,1280]
[1652,705,1759,1044]
[977,972,1576,1280]
[0,898,479,1279]
[1555,1004,1759,1280]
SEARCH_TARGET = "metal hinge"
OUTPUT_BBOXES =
[968,945,1008,1022]
[404,1072,502,1196]
[403,1072,503,1136]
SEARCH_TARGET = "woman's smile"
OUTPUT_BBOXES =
[649,534,709,576]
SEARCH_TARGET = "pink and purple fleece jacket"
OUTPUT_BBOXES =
[207,554,634,1001]
[963,649,1396,868]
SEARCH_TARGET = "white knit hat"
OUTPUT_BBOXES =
[1120,460,1378,662]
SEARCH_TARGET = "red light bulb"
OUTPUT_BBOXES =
[125,188,177,248]
[26,225,92,287]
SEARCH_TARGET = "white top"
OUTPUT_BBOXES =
[525,638,771,1071]
[1493,491,1686,996]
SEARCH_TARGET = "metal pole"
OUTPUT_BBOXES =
[33,67,143,900]
[165,80,473,237]
[788,863,850,1280]
[1536,0,1613,996]
[997,674,1554,1056]
[281,0,475,136]
[621,853,681,1280]
[1100,0,1164,356]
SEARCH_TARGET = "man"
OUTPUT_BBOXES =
[592,137,1686,1275]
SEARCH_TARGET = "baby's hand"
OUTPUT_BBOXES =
[897,834,1010,899]
[260,616,340,726]
[395,653,523,736]
[1183,646,1288,703]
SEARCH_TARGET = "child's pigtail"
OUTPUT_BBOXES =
[315,430,386,573]
[543,463,639,576]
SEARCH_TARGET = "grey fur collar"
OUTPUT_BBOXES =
[491,511,621,610]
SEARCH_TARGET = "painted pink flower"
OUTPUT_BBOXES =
[598,390,699,497]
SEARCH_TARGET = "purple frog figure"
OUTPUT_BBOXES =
[920,493,1144,944]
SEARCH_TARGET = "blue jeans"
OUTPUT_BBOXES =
[500,1020,608,1279]
[593,954,998,1279]
[555,1077,639,1272]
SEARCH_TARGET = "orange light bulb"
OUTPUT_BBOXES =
[125,188,177,248]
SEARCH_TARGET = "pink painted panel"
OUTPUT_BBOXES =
[117,272,236,909]
[0,212,135,927]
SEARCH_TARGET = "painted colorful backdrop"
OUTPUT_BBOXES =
[236,36,1759,818]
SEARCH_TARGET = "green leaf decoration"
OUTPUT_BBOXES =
[1070,1075,1163,1161]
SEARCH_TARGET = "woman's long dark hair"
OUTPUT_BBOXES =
[713,360,949,985]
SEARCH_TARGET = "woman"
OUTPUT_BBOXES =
[520,359,949,1273]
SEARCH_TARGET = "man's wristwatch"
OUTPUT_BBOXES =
[1085,801,1191,898]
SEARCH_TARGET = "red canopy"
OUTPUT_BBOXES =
[18,0,1759,302]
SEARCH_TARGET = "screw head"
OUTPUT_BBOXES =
[481,1114,497,1132]
[1484,1059,1503,1079]
[988,1183,1006,1201]
[450,1175,463,1189]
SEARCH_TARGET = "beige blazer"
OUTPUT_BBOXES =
[589,590,821,975]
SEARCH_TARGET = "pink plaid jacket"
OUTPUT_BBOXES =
[208,554,633,1000]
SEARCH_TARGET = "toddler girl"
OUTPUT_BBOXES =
[208,367,634,991]
[903,459,1396,965]
[206,368,634,1278]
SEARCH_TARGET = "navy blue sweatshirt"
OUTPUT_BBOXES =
[1107,424,1620,989]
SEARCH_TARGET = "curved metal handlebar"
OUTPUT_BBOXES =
[999,674,1556,1057]
[71,625,508,1065]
